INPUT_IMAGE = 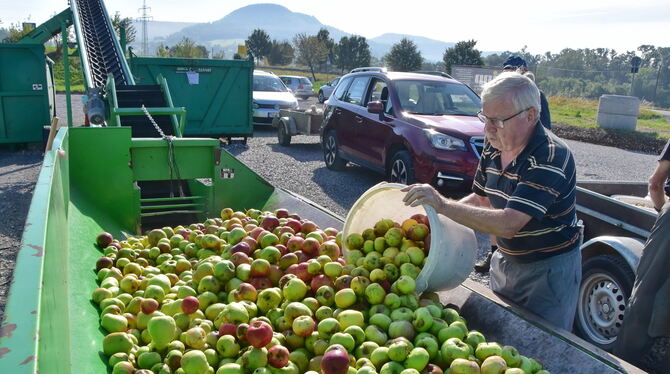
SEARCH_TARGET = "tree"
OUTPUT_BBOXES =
[246,29,272,65]
[442,39,483,74]
[293,33,328,81]
[155,44,170,57]
[111,12,137,45]
[267,40,294,66]
[335,35,371,72]
[2,22,31,43]
[168,37,208,58]
[384,38,422,72]
[316,28,335,68]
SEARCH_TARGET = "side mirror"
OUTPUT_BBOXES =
[367,101,384,114]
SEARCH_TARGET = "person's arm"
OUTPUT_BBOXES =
[649,159,670,211]
[458,192,491,208]
[402,184,531,238]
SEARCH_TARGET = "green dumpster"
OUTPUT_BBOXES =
[0,43,55,144]
[129,56,253,138]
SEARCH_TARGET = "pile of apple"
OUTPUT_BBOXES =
[92,207,550,374]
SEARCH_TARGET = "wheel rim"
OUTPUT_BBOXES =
[319,93,324,102]
[325,136,337,166]
[577,273,628,346]
[390,159,408,183]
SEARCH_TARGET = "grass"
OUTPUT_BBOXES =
[56,83,85,93]
[549,96,670,139]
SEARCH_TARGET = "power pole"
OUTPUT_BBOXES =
[137,0,152,56]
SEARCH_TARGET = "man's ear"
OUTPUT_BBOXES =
[526,107,539,124]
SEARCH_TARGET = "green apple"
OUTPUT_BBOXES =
[475,342,502,361]
[390,307,414,322]
[395,276,416,295]
[181,350,210,374]
[217,363,244,374]
[500,346,521,368]
[330,332,356,352]
[355,341,380,359]
[318,317,341,338]
[283,278,308,302]
[442,308,460,324]
[369,313,393,331]
[438,325,466,344]
[365,324,389,346]
[344,325,366,346]
[335,288,357,308]
[370,347,391,368]
[503,369,524,374]
[404,347,430,371]
[412,308,434,332]
[147,315,177,350]
[216,334,240,358]
[517,356,533,374]
[480,356,507,374]
[388,340,412,362]
[388,320,416,341]
[414,334,439,359]
[365,283,387,305]
[441,338,472,364]
[338,310,365,329]
[379,361,404,374]
[102,332,134,356]
[384,293,402,309]
[465,331,486,350]
[449,358,480,374]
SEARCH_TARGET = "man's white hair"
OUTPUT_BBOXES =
[481,72,541,114]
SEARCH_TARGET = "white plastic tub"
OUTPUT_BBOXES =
[342,183,477,293]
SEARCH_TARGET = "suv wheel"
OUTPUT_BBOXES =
[574,254,635,351]
[388,151,415,184]
[324,131,347,170]
[318,91,325,103]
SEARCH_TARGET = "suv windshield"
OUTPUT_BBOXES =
[254,75,288,92]
[394,80,481,116]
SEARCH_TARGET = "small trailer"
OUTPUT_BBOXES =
[271,108,324,146]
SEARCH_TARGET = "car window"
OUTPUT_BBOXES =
[333,77,352,100]
[280,77,290,85]
[254,75,289,92]
[343,77,369,106]
[331,77,340,87]
[367,79,387,105]
[394,80,481,115]
[299,77,311,85]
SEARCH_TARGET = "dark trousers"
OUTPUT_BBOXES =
[614,201,670,373]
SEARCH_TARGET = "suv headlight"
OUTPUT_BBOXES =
[424,129,466,151]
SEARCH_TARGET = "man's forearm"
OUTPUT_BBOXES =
[648,160,670,210]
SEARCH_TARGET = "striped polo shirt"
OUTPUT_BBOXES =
[472,122,580,262]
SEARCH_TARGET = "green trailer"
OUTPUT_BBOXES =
[0,43,55,144]
[129,56,254,140]
[0,126,644,373]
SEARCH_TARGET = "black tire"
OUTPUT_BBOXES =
[387,150,416,185]
[574,254,635,352]
[323,130,347,170]
[318,91,325,103]
[278,122,291,146]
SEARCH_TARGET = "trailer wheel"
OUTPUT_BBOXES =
[324,130,347,170]
[278,122,291,146]
[575,254,635,351]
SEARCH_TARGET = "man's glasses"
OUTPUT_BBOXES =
[477,107,532,129]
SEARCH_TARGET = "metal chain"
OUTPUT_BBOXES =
[140,105,184,197]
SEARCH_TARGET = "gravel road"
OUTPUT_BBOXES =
[0,94,662,320]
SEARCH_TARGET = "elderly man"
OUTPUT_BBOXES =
[613,140,670,373]
[403,72,581,330]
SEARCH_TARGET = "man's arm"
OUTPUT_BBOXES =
[402,185,531,238]
[649,159,670,211]
[458,193,491,208]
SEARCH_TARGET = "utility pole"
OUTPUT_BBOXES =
[137,0,152,56]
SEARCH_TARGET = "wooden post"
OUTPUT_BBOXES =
[45,117,60,152]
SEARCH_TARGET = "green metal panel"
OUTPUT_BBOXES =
[129,56,253,137]
[0,44,51,144]
[0,126,343,373]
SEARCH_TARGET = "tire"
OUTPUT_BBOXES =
[318,91,325,103]
[278,122,291,146]
[387,150,416,185]
[323,130,347,170]
[574,254,635,352]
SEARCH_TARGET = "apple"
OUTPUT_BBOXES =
[480,356,507,374]
[449,358,480,374]
[141,298,159,315]
[293,315,316,337]
[321,344,350,374]
[247,320,274,348]
[268,344,290,368]
[422,364,443,374]
[180,296,200,315]
[500,346,521,368]
[441,338,473,364]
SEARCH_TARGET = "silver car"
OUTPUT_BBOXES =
[253,71,299,125]
[317,76,340,103]
[279,75,314,99]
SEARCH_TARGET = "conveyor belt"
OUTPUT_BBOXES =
[71,0,131,88]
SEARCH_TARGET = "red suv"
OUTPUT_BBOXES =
[320,68,485,190]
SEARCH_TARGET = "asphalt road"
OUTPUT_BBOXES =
[0,94,662,321]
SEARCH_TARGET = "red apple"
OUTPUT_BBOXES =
[250,276,273,290]
[261,216,280,231]
[246,320,274,348]
[321,345,350,374]
[181,296,200,315]
[230,241,251,255]
[218,323,237,336]
[97,232,114,248]
[285,219,302,234]
[301,221,318,234]
[286,236,305,253]
[311,274,334,293]
[301,237,321,256]
[268,344,290,368]
[141,298,159,314]
[231,252,251,266]
[249,227,266,240]
[242,237,259,252]
[275,209,290,219]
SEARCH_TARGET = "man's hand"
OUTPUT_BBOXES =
[401,184,445,213]
[649,160,670,211]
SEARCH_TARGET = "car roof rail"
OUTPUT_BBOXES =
[350,67,387,73]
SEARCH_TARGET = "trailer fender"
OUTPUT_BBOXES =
[580,235,645,273]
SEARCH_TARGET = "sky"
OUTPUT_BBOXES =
[2,0,669,54]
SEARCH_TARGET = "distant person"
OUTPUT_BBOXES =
[614,139,670,374]
[474,57,553,273]
[502,56,551,130]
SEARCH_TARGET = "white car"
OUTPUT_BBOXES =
[317,76,341,103]
[252,70,299,125]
